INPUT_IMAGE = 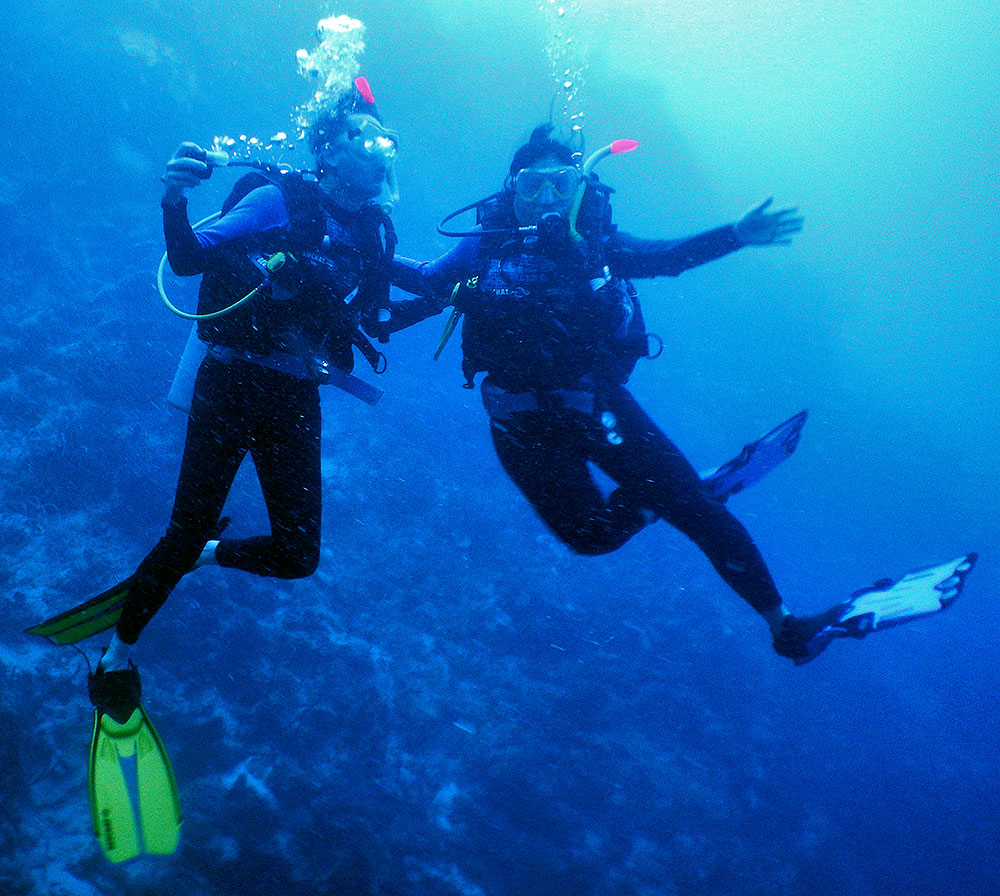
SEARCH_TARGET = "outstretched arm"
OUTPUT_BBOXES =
[607,197,803,279]
[607,226,743,278]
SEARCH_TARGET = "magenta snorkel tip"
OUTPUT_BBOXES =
[581,138,639,175]
[355,76,376,106]
[610,138,639,154]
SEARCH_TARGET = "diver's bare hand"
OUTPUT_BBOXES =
[161,142,212,205]
[735,197,804,246]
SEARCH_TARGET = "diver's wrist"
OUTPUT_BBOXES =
[161,190,188,210]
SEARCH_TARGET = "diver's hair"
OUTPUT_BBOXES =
[307,83,382,155]
[507,124,578,180]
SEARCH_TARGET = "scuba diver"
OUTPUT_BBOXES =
[27,77,400,862]
[388,124,976,665]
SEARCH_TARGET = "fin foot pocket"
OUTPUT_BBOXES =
[89,662,142,724]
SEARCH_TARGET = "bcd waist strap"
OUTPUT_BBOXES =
[207,344,382,406]
[480,377,595,420]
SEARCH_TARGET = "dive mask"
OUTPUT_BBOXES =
[349,118,399,159]
[322,118,399,161]
[513,166,581,202]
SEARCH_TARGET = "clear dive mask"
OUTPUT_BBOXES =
[319,119,399,165]
[513,166,581,202]
[345,118,399,159]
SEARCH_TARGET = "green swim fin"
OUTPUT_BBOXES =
[26,519,230,646]
[88,664,181,863]
[25,576,133,645]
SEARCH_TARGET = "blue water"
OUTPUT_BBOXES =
[2,2,998,894]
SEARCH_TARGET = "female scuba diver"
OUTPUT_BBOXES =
[26,70,410,865]
[78,78,400,693]
[387,124,975,665]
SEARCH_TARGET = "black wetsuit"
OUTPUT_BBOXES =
[117,180,391,643]
[389,194,782,614]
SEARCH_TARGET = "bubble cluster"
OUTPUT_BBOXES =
[295,15,367,133]
[210,132,294,166]
[539,0,587,137]
[207,16,369,165]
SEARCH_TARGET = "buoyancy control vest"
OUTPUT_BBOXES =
[455,178,653,392]
[196,167,397,377]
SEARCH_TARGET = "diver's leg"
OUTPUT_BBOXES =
[594,388,785,621]
[489,411,648,555]
[115,357,249,647]
[216,375,322,578]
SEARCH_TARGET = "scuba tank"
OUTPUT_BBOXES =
[167,324,207,413]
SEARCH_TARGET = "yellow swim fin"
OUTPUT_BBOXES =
[26,577,134,645]
[87,665,181,863]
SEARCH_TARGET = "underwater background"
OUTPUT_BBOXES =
[1,1,998,893]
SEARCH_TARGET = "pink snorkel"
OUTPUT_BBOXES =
[354,76,376,106]
[585,139,639,174]
[569,138,639,243]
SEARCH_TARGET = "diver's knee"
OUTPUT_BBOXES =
[283,548,320,579]
[562,531,625,556]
